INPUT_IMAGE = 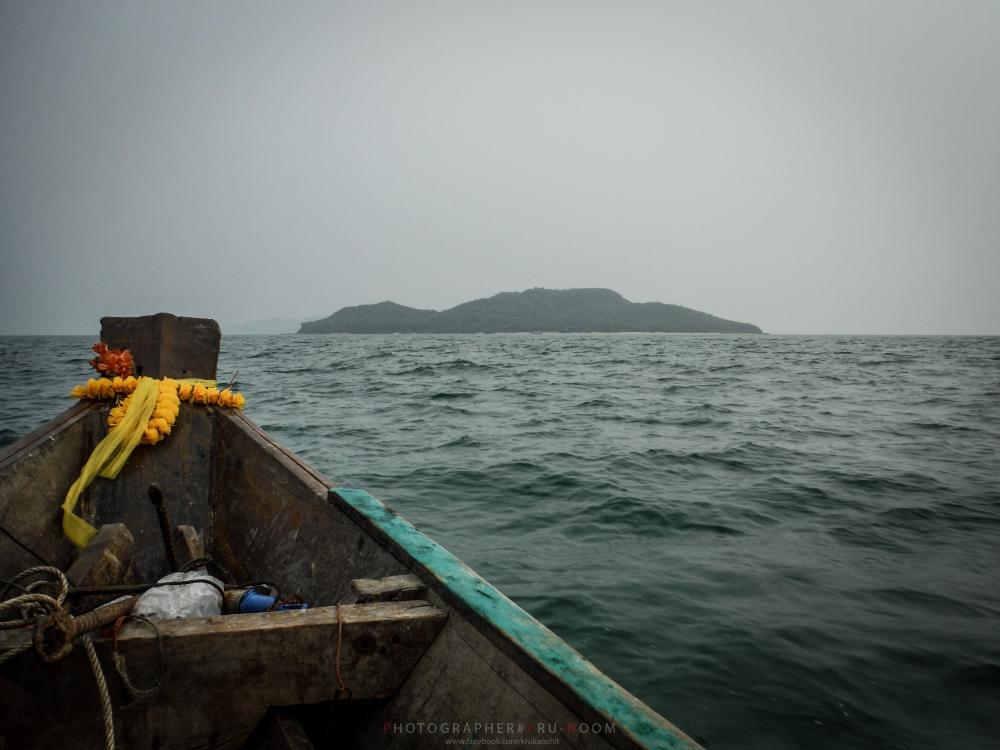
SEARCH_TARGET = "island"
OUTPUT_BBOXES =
[298,288,762,334]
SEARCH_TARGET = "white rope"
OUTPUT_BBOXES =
[1,566,116,749]
[83,635,116,750]
[0,592,62,629]
[0,566,69,629]
[8,565,69,602]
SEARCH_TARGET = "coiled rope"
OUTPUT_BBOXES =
[0,565,116,750]
[0,565,67,632]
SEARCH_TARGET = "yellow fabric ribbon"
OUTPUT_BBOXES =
[61,377,160,548]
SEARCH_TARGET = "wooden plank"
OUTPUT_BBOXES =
[0,400,213,584]
[65,523,135,610]
[90,404,216,581]
[174,524,205,566]
[0,403,102,579]
[344,574,428,604]
[0,601,447,750]
[65,523,135,587]
[243,709,316,750]
[211,410,411,605]
[100,313,221,380]
[0,400,94,472]
[347,608,615,750]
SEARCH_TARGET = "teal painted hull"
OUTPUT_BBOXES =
[333,487,701,750]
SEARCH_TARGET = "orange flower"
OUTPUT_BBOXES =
[89,342,134,379]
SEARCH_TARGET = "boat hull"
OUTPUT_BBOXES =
[0,402,700,749]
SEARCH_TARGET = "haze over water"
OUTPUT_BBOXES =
[4,3,1000,336]
[2,333,998,749]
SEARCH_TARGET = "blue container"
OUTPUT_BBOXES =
[238,589,309,613]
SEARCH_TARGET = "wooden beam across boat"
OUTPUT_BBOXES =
[0,600,447,749]
[344,574,428,604]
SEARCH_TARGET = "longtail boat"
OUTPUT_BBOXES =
[0,314,700,750]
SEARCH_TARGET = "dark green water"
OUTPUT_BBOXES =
[2,334,998,749]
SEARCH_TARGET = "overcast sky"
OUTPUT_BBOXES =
[1,1,998,334]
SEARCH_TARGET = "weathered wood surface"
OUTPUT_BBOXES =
[0,398,215,584]
[88,404,215,581]
[0,601,447,750]
[0,402,214,585]
[100,313,221,380]
[211,410,411,605]
[65,523,135,587]
[343,604,617,749]
[174,524,205,565]
[242,709,316,750]
[344,574,428,604]
[0,402,100,578]
[64,523,135,611]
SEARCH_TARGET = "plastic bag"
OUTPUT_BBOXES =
[133,570,223,619]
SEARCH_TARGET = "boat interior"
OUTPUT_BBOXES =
[2,402,428,748]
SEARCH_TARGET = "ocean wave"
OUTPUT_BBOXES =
[575,398,616,408]
[390,364,436,375]
[857,587,997,618]
[436,434,482,449]
[906,419,978,432]
[566,495,746,538]
[0,427,20,449]
[441,359,490,371]
[429,391,475,400]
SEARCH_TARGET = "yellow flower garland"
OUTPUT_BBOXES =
[107,379,181,445]
[71,377,246,412]
[175,382,246,409]
[70,376,139,400]
[62,375,247,547]
[72,376,247,446]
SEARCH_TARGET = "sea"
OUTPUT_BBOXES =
[1,333,998,749]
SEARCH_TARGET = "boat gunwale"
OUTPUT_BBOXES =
[330,486,702,750]
[0,400,94,473]
[220,408,333,491]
